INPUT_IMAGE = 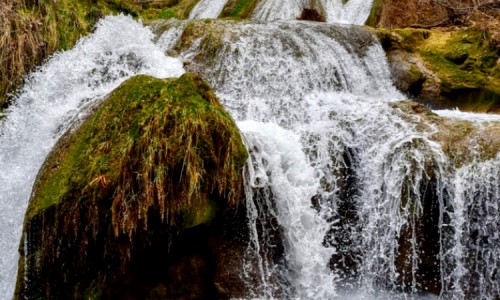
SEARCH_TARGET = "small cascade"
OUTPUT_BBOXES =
[154,19,188,52]
[240,121,337,298]
[180,21,398,123]
[319,0,375,25]
[188,0,229,19]
[0,15,184,299]
[251,0,304,22]
[251,0,374,24]
[173,18,500,298]
[442,152,500,299]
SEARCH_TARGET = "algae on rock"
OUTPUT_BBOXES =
[15,73,249,299]
[376,27,500,113]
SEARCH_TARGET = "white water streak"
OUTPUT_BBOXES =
[0,15,184,298]
[180,18,499,298]
[240,121,337,299]
[434,109,500,122]
[189,0,229,19]
[320,0,374,25]
[252,0,374,25]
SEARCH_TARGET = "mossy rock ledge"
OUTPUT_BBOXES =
[376,27,500,113]
[15,73,254,299]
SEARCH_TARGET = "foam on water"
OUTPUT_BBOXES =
[0,15,184,298]
[434,109,500,122]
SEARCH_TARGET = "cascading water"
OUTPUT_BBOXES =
[0,15,184,299]
[252,0,374,25]
[188,0,229,19]
[444,156,500,299]
[1,0,499,298]
[163,11,499,299]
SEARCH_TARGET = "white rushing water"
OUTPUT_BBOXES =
[240,121,338,298]
[189,0,229,19]
[0,15,184,299]
[434,109,500,122]
[170,14,500,298]
[444,156,500,299]
[252,0,374,25]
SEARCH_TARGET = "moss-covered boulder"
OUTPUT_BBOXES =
[15,73,251,299]
[377,27,500,113]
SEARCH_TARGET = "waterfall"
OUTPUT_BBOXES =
[1,0,499,298]
[186,0,374,24]
[444,157,500,299]
[0,15,184,299]
[252,0,374,24]
[189,0,229,19]
[168,15,500,298]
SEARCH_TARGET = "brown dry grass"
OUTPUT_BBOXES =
[375,0,499,29]
[376,0,449,28]
[0,1,47,108]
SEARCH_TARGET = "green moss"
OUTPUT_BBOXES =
[392,28,430,51]
[220,0,259,19]
[379,26,499,112]
[365,0,382,26]
[178,198,217,228]
[140,0,201,20]
[418,28,500,111]
[27,74,248,235]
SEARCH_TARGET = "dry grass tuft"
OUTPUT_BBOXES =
[0,0,204,109]
[0,1,47,107]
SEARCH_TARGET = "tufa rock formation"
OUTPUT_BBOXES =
[15,73,255,299]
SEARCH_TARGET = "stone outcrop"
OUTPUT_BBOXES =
[15,73,254,299]
[376,27,500,113]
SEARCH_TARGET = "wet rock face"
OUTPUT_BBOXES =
[298,8,326,22]
[377,28,500,113]
[15,73,254,299]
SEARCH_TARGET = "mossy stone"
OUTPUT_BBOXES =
[377,26,500,112]
[16,73,248,299]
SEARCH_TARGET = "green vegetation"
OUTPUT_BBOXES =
[420,28,499,111]
[27,73,248,233]
[140,0,201,20]
[220,0,259,19]
[16,72,248,300]
[365,0,382,27]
